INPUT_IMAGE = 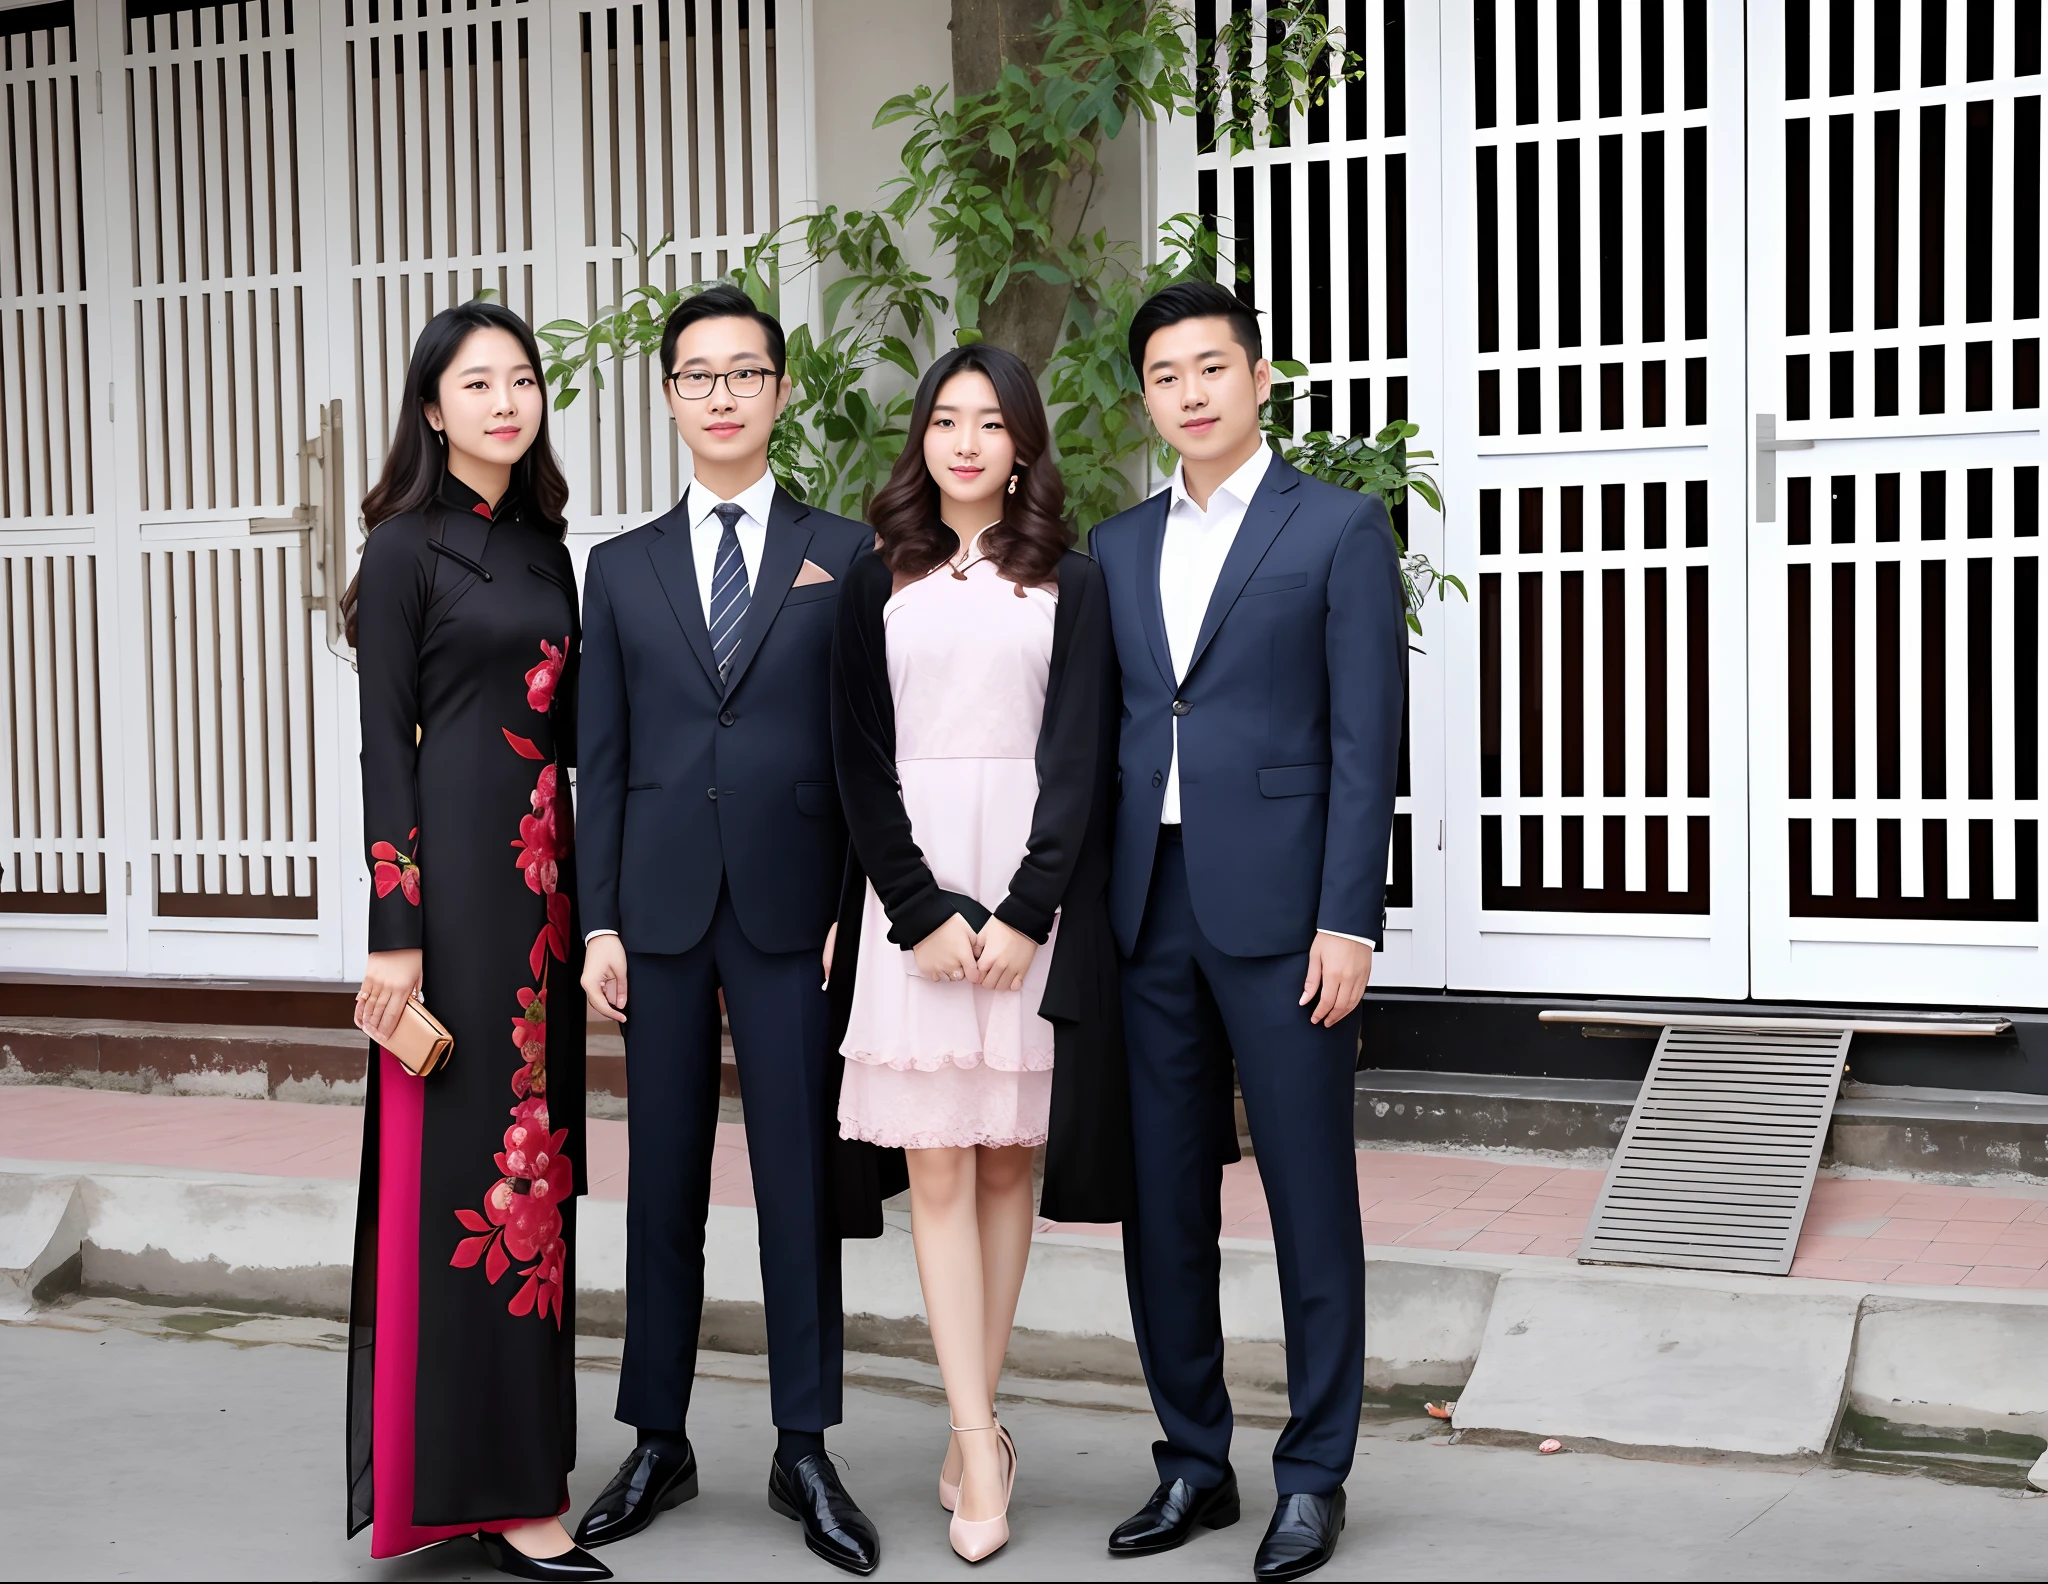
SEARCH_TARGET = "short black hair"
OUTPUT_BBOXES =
[1127,279,1263,374]
[660,283,787,379]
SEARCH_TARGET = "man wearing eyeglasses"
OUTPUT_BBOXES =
[573,285,882,1575]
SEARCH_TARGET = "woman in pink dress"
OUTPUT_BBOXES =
[827,345,1130,1563]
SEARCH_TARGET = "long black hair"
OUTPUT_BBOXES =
[867,344,1072,587]
[341,300,570,646]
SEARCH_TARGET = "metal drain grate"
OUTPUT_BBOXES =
[1577,1022,1853,1275]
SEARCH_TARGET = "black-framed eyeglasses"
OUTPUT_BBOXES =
[666,368,774,400]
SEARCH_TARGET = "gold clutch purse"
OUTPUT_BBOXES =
[382,993,454,1077]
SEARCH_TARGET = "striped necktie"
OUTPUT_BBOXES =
[708,501,751,679]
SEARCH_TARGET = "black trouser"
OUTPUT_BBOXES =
[615,883,842,1436]
[1120,831,1365,1496]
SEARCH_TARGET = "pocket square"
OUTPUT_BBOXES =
[793,559,835,587]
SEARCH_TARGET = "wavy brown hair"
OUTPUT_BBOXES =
[868,344,1072,586]
[340,301,570,646]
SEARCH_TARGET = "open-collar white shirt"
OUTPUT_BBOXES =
[1157,444,1273,823]
[1155,444,1370,949]
[684,468,776,626]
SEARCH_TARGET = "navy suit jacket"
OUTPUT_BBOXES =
[1092,455,1407,959]
[577,486,872,956]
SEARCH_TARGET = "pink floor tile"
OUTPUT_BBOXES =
[1888,1193,1978,1218]
[1415,1211,1501,1234]
[1795,1234,1882,1261]
[1394,1229,1477,1250]
[1885,1263,1971,1286]
[1874,1217,1953,1242]
[26,1091,2048,1286]
[1371,1202,1450,1226]
[1789,1257,1902,1282]
[1924,1238,2009,1265]
[1952,1197,2028,1224]
[1515,1193,1601,1215]
[1805,1218,1889,1238]
[1460,1231,1537,1254]
[1486,1211,1589,1237]
[1960,1267,2038,1289]
[1968,1245,2048,1270]
[1851,1236,1936,1261]
[1926,1219,2005,1246]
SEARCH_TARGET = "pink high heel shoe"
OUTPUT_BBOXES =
[947,1421,1016,1563]
[939,1433,960,1513]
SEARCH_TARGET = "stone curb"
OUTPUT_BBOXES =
[7,1158,2048,1465]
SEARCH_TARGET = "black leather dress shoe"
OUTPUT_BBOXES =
[474,1531,613,1581]
[1253,1489,1346,1582]
[767,1452,881,1576]
[1106,1472,1241,1557]
[571,1442,699,1550]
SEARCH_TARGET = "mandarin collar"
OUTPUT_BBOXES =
[437,468,520,523]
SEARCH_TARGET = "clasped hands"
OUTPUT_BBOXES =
[912,912,1036,991]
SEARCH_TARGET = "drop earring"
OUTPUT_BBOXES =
[1007,475,1017,495]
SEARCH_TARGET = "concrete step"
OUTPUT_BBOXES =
[0,1014,743,1116]
[10,1145,2048,1468]
[1357,1068,2048,1182]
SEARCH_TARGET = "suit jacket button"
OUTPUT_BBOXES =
[1152,770,1163,787]
[706,787,719,801]
[1171,698,1191,716]
[718,709,735,727]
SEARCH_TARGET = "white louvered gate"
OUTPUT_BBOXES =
[0,1,2037,1006]
[0,3,120,969]
[1437,0,1752,997]
[112,0,340,974]
[0,0,807,982]
[1748,0,2048,1008]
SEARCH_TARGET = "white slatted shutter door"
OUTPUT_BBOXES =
[107,0,344,975]
[1187,0,1448,987]
[334,0,548,496]
[1749,0,2048,1006]
[549,0,805,545]
[1440,0,1749,996]
[0,4,122,969]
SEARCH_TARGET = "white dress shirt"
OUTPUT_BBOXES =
[685,468,776,625]
[586,470,777,946]
[1158,445,1273,823]
[1155,445,1371,950]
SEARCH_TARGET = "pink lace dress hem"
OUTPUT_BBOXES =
[837,554,1059,1151]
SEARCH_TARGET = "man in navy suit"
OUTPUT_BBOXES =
[571,287,880,1576]
[1090,282,1406,1583]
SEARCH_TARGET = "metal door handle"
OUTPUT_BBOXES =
[1755,413,1814,524]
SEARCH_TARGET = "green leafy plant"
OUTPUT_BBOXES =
[540,2,1462,630]
[535,212,945,520]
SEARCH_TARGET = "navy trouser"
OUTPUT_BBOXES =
[615,883,843,1436]
[1120,832,1365,1496]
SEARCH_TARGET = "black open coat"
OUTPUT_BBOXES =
[825,544,1133,1230]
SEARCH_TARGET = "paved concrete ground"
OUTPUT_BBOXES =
[3,1302,2046,1581]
